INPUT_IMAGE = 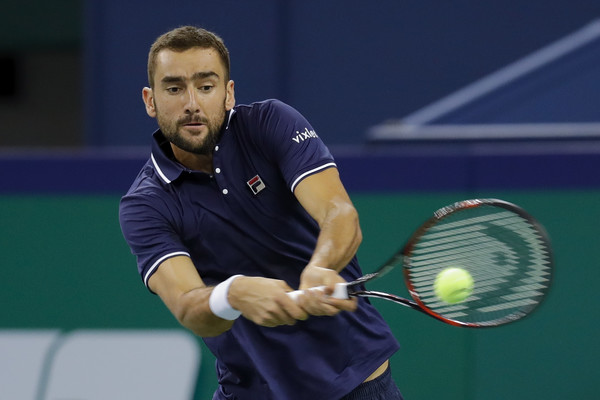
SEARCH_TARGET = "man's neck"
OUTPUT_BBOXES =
[171,143,213,173]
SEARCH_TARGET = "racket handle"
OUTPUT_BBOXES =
[286,283,349,302]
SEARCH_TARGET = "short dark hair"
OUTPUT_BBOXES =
[147,26,231,88]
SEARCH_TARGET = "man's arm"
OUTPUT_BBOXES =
[293,167,362,312]
[148,256,309,337]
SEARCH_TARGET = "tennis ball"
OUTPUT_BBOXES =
[434,267,474,304]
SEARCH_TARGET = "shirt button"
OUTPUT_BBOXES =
[215,145,219,151]
[222,189,228,195]
[215,168,221,174]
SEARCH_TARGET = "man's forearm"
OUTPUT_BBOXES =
[175,287,235,337]
[308,201,362,272]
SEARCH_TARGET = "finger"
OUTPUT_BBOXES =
[325,296,358,312]
[278,294,309,321]
[298,289,342,316]
[252,300,299,327]
[273,281,309,323]
[259,312,297,327]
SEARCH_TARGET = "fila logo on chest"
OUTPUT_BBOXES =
[247,175,266,195]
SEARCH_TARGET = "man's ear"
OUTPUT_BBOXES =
[142,87,157,118]
[225,80,236,111]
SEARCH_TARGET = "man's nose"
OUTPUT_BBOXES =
[184,88,201,114]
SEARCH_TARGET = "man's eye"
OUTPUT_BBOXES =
[200,85,213,92]
[166,87,182,94]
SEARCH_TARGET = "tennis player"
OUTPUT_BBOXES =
[119,26,402,400]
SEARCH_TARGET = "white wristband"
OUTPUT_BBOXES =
[209,275,244,320]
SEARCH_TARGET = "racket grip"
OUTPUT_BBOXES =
[286,283,349,302]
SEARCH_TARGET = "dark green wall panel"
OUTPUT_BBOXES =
[1,190,598,399]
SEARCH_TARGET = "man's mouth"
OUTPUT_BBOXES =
[180,118,208,131]
[179,115,208,126]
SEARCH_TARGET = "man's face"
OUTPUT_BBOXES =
[143,47,235,156]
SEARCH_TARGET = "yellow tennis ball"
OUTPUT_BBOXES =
[434,267,474,304]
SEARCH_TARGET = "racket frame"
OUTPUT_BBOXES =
[348,198,553,328]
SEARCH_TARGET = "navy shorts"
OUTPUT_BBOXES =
[340,366,404,400]
[212,365,403,400]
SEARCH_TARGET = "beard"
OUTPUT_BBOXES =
[156,101,227,156]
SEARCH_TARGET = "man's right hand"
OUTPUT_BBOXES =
[228,276,309,327]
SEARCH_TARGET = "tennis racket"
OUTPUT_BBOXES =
[288,199,553,328]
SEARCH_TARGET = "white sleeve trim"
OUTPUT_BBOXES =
[143,251,191,288]
[290,162,337,193]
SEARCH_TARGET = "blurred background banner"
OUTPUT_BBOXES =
[1,1,599,399]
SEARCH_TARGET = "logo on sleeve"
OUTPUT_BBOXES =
[247,175,266,195]
[292,127,319,143]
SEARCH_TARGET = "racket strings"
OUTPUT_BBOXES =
[406,205,552,326]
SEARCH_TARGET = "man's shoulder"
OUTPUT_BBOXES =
[122,160,168,200]
[233,99,295,119]
[231,99,306,139]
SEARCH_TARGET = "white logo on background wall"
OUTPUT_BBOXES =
[292,128,318,143]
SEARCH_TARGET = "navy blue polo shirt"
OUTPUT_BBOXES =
[119,99,399,400]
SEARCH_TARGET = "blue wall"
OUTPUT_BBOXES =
[84,0,600,146]
[3,141,600,195]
